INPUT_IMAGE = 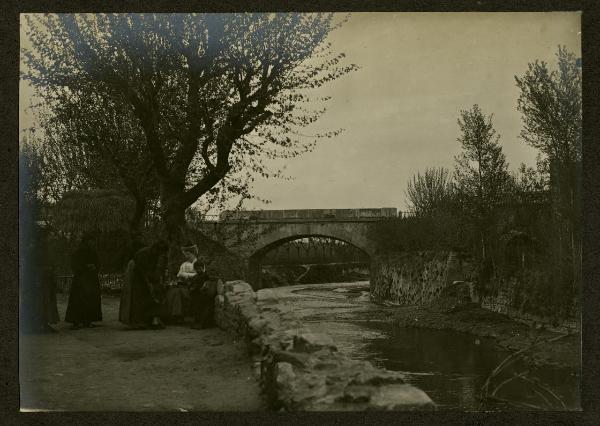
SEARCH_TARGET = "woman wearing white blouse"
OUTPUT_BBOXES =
[177,245,203,280]
[164,245,201,323]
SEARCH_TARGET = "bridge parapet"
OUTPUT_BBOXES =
[219,207,399,222]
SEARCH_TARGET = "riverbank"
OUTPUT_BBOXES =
[269,282,580,410]
[391,302,580,370]
[20,295,265,411]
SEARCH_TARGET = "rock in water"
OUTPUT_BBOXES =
[369,384,435,410]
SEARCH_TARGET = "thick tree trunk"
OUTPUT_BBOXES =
[129,197,147,232]
[162,200,187,279]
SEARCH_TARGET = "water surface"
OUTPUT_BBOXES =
[291,283,580,410]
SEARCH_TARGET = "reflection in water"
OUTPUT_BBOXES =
[294,287,580,411]
[309,319,580,411]
[295,284,580,411]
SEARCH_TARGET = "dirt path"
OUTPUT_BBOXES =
[20,295,265,411]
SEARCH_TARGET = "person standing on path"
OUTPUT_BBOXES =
[120,240,169,329]
[65,234,102,329]
[189,261,219,329]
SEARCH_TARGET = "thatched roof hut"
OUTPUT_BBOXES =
[51,190,136,235]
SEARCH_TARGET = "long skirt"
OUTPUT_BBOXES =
[162,286,190,322]
[190,287,216,327]
[65,273,102,324]
[119,261,162,326]
[118,260,137,325]
[119,260,157,326]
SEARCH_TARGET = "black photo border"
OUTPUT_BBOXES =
[2,1,599,424]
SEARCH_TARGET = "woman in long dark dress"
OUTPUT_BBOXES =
[65,234,102,329]
[119,240,169,329]
[118,233,145,326]
[189,261,219,329]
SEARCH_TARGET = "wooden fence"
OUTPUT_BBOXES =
[56,273,123,294]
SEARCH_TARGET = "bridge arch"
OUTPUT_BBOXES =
[247,232,373,290]
[214,217,380,289]
[250,233,371,262]
[245,221,376,257]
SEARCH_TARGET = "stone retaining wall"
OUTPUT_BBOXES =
[480,292,579,333]
[370,252,578,333]
[370,251,474,306]
[214,280,435,411]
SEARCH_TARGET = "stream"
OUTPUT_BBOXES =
[270,281,581,411]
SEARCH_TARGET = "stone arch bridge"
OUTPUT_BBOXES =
[199,208,401,289]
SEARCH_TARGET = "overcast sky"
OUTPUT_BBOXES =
[242,12,581,212]
[20,12,581,212]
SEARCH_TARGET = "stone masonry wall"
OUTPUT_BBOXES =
[370,251,473,306]
[214,280,435,411]
[370,251,578,333]
[480,286,579,333]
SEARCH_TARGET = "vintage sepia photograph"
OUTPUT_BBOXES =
[18,11,582,412]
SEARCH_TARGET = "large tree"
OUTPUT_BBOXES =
[515,46,582,289]
[515,46,581,176]
[454,104,511,258]
[22,13,356,250]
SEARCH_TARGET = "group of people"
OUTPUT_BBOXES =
[118,241,219,330]
[21,230,220,333]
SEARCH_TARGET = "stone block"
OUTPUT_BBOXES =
[338,385,374,403]
[368,384,435,410]
[248,318,269,337]
[271,329,302,351]
[311,359,342,371]
[293,373,328,403]
[293,333,337,353]
[231,281,254,295]
[275,362,296,387]
[256,288,278,303]
[239,306,260,325]
[272,349,312,368]
[349,368,406,386]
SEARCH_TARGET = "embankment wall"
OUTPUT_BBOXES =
[214,280,435,411]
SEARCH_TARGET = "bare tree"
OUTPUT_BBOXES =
[405,167,455,217]
[22,13,357,255]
